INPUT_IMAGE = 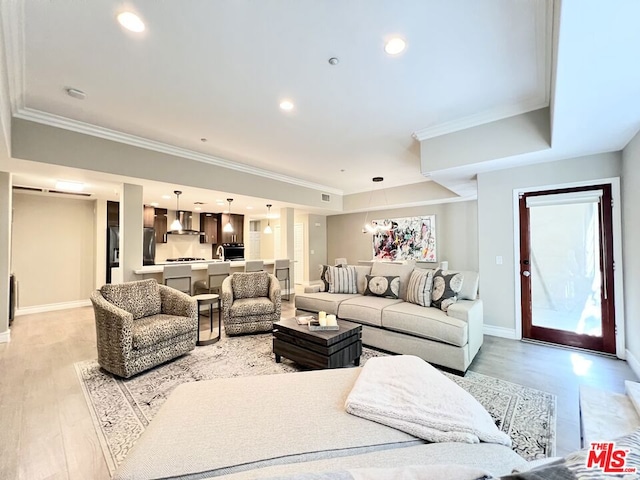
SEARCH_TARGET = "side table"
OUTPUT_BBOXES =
[192,293,221,346]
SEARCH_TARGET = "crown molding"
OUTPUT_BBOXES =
[412,97,549,142]
[14,107,344,196]
[413,0,552,142]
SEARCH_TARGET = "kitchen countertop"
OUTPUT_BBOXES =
[133,259,277,274]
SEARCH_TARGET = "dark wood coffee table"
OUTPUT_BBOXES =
[273,317,362,369]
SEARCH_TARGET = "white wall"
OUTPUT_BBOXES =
[327,200,478,273]
[0,172,11,341]
[622,131,640,376]
[12,192,96,309]
[477,152,622,334]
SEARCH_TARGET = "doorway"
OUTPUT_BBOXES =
[519,184,616,353]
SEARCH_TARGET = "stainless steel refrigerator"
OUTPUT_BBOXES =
[106,227,155,283]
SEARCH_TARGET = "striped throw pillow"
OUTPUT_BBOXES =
[328,265,358,294]
[406,269,434,307]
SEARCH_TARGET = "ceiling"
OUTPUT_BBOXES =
[2,1,640,213]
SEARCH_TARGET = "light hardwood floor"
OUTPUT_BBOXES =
[0,301,637,479]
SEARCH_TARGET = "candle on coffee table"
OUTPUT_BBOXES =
[318,311,327,326]
[327,314,337,326]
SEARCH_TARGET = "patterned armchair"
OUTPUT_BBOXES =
[90,279,198,378]
[221,272,281,335]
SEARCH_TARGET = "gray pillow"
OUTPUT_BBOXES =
[364,275,400,299]
[431,269,464,312]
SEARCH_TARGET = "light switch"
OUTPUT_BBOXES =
[496,256,503,265]
[310,250,315,255]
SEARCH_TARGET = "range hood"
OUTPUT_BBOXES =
[166,210,204,236]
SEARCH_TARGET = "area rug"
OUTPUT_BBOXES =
[75,334,556,474]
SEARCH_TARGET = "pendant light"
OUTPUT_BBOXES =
[223,198,234,233]
[264,204,273,234]
[170,190,183,231]
[362,177,393,234]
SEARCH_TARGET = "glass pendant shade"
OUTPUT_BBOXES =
[264,204,273,234]
[171,190,183,231]
[224,198,234,233]
[170,218,183,231]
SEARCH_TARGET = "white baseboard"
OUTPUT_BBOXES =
[627,349,640,380]
[0,330,10,343]
[484,325,518,339]
[16,299,92,316]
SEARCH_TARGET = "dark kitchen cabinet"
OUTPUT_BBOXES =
[219,214,244,244]
[154,208,168,244]
[107,200,119,227]
[199,213,219,244]
[143,205,155,228]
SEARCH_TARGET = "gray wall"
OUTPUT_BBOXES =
[12,192,96,308]
[327,200,478,272]
[477,152,622,332]
[622,131,640,371]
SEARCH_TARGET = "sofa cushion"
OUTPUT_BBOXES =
[101,279,162,320]
[230,297,276,317]
[354,265,373,294]
[370,262,415,301]
[131,313,196,350]
[232,271,270,299]
[296,292,361,316]
[364,275,400,299]
[406,269,435,307]
[381,302,468,347]
[338,296,403,327]
[328,265,358,294]
[431,269,464,312]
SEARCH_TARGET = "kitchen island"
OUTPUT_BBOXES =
[133,259,278,276]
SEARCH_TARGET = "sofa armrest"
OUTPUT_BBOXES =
[268,274,282,317]
[448,299,484,359]
[221,276,234,320]
[90,290,134,353]
[304,285,321,294]
[159,285,198,319]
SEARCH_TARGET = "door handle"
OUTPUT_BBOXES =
[522,271,531,277]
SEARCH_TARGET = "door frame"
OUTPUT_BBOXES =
[512,177,626,358]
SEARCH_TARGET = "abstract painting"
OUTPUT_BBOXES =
[371,215,436,262]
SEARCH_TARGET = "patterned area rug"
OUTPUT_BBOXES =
[75,334,556,474]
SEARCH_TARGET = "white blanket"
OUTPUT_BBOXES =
[345,355,512,446]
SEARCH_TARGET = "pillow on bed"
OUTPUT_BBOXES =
[328,265,358,294]
[364,275,400,299]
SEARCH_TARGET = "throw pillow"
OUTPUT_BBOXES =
[364,275,400,299]
[328,265,357,294]
[431,269,464,312]
[319,264,342,292]
[406,269,434,307]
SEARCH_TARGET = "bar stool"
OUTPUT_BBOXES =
[163,264,192,295]
[244,260,264,272]
[194,262,231,295]
[274,259,291,301]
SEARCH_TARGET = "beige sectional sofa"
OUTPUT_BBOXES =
[295,262,483,373]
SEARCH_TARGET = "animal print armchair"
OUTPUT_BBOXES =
[221,271,281,335]
[90,279,198,378]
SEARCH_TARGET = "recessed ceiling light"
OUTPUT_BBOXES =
[150,202,159,207]
[117,12,145,33]
[55,180,84,192]
[194,207,202,211]
[384,38,406,55]
[162,194,172,199]
[279,100,294,111]
[200,138,207,142]
[246,206,253,210]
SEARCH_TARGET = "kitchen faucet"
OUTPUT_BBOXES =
[216,244,225,261]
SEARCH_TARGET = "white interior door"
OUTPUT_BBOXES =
[294,223,303,284]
